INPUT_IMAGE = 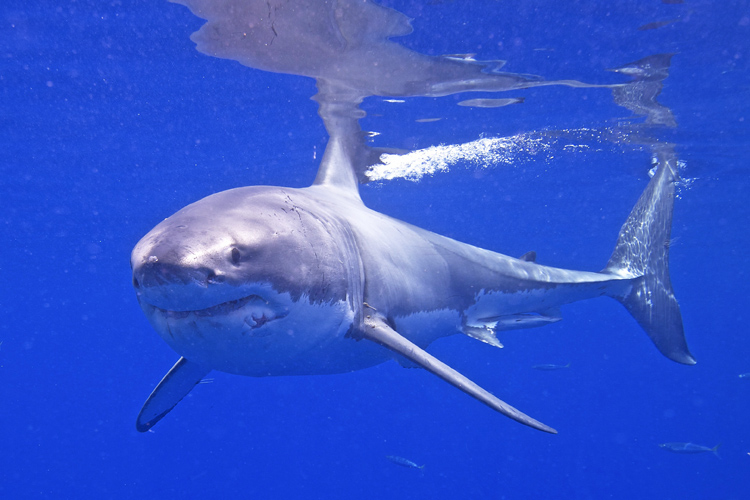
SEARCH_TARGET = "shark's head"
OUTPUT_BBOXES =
[131,186,365,376]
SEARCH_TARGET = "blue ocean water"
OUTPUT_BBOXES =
[2,0,748,498]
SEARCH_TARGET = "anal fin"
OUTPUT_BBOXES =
[136,357,211,432]
[361,314,556,434]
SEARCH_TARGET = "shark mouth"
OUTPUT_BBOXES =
[146,293,290,336]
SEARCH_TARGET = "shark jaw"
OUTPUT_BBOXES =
[136,282,386,377]
[149,293,290,334]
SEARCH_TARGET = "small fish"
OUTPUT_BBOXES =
[493,312,562,331]
[532,363,571,371]
[415,118,442,123]
[739,373,750,379]
[638,19,679,31]
[386,455,425,470]
[659,442,721,457]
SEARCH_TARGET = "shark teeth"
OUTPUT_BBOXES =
[155,293,291,337]
[161,295,287,321]
[159,294,265,316]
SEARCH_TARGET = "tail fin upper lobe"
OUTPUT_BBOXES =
[605,147,695,365]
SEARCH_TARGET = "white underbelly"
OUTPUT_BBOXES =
[142,294,391,376]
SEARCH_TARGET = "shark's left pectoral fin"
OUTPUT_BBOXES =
[360,314,557,434]
[136,357,211,432]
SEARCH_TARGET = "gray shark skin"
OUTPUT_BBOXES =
[132,137,693,434]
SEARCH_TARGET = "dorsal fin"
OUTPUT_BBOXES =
[312,80,367,196]
[311,80,408,194]
[312,129,363,194]
[519,251,537,262]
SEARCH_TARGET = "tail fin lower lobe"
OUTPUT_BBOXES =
[605,148,695,365]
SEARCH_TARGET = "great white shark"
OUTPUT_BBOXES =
[132,0,692,434]
[132,132,693,434]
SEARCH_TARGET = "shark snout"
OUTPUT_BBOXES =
[132,258,246,312]
[132,260,225,291]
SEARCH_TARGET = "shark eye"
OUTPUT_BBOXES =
[231,247,241,266]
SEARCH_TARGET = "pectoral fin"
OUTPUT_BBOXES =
[360,314,557,434]
[136,357,211,432]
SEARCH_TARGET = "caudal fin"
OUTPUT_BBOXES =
[604,147,695,365]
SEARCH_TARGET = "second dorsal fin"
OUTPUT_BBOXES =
[519,251,537,262]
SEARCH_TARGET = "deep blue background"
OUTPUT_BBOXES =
[1,0,748,498]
